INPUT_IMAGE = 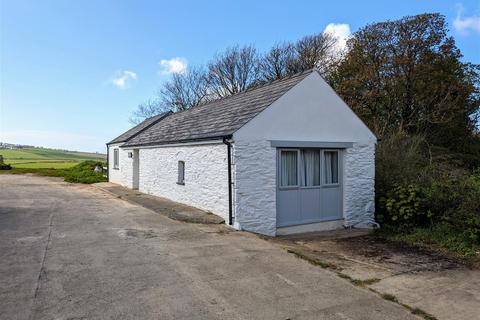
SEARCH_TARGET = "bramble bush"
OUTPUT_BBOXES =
[376,132,480,255]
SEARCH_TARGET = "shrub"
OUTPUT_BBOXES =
[378,169,480,254]
[63,161,107,184]
[0,163,12,170]
[0,155,12,170]
[375,131,431,196]
[424,171,480,243]
[376,132,480,254]
[378,184,431,229]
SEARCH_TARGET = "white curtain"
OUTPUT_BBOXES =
[324,151,338,184]
[281,151,297,186]
[302,149,320,186]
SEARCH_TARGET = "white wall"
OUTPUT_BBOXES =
[343,143,376,227]
[139,143,229,221]
[232,139,277,235]
[235,72,376,143]
[108,143,133,188]
[233,72,377,236]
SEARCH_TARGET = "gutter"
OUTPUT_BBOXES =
[122,135,229,148]
[222,136,233,226]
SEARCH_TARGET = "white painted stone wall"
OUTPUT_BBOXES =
[232,140,377,236]
[232,72,377,236]
[108,144,133,188]
[232,139,277,236]
[343,142,376,228]
[138,143,229,221]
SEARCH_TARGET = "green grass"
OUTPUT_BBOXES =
[0,147,105,170]
[0,148,108,184]
[11,161,80,169]
[1,161,107,184]
[1,148,105,161]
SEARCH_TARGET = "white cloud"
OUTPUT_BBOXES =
[159,57,187,75]
[323,23,351,53]
[111,70,137,89]
[453,4,480,34]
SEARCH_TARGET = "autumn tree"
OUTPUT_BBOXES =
[331,13,480,152]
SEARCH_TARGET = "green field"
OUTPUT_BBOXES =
[0,148,106,169]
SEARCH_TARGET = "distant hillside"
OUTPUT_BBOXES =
[0,146,106,169]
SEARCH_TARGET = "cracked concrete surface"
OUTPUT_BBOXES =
[0,174,417,320]
[273,230,480,320]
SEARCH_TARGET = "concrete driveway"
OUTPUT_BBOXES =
[0,174,417,320]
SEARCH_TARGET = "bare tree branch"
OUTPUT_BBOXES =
[207,45,260,98]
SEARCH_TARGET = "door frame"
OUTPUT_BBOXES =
[276,147,344,227]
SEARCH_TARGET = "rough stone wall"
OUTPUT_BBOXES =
[108,144,132,188]
[343,142,376,228]
[139,143,229,221]
[233,140,376,235]
[233,139,277,236]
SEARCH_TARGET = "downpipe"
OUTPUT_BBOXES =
[223,136,233,225]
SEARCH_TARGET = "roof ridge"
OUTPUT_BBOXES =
[145,111,171,120]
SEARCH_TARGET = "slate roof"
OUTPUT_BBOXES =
[122,69,314,147]
[107,112,172,145]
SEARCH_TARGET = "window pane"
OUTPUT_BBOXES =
[114,149,119,168]
[324,151,338,184]
[178,161,185,184]
[280,151,297,186]
[302,149,320,186]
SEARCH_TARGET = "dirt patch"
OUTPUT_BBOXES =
[332,234,462,273]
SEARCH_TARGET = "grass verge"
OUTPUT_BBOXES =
[286,249,341,270]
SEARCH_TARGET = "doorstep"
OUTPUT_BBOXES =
[94,182,225,224]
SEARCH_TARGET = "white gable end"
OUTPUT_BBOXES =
[232,71,376,236]
[234,71,376,143]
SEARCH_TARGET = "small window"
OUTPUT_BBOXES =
[323,151,339,184]
[280,150,298,187]
[177,161,185,185]
[113,149,119,169]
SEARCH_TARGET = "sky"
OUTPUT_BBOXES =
[1,0,479,153]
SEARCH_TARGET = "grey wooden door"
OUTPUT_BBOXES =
[276,148,343,227]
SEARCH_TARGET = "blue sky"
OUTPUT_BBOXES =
[1,0,479,153]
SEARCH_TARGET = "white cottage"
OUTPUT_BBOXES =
[107,70,377,236]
